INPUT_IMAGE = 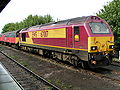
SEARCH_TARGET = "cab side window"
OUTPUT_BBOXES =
[22,33,26,41]
[74,26,80,42]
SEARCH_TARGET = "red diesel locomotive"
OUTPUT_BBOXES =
[0,16,114,68]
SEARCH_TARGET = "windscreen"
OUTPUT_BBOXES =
[89,22,110,34]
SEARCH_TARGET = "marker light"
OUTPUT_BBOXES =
[109,45,114,49]
[91,46,97,50]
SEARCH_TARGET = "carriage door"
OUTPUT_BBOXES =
[73,26,80,48]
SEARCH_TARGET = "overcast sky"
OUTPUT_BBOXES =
[0,0,112,33]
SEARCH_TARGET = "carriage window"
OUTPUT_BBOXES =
[74,26,80,42]
[22,33,26,41]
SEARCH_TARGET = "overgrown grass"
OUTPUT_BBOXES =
[10,55,19,60]
[10,55,29,67]
[19,61,28,67]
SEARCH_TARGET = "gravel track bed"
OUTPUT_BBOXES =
[0,52,54,90]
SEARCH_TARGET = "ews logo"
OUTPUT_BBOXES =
[32,30,48,38]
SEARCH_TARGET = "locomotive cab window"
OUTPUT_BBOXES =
[89,22,110,34]
[74,26,80,42]
[22,33,26,42]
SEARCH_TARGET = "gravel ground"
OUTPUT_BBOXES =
[0,45,120,90]
[0,52,56,90]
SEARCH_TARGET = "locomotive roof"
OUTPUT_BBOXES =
[21,16,102,32]
[3,29,21,35]
[36,16,88,27]
[24,16,89,31]
[54,16,89,25]
[42,16,89,26]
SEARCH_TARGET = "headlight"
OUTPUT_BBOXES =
[91,46,97,50]
[109,45,114,49]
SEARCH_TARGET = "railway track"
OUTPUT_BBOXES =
[1,45,120,89]
[0,51,60,90]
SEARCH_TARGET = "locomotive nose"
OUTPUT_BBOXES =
[88,37,114,53]
[95,41,107,52]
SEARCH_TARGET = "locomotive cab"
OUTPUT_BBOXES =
[86,16,114,67]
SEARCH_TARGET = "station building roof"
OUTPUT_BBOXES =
[0,0,11,13]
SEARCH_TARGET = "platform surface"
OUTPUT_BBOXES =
[0,62,23,90]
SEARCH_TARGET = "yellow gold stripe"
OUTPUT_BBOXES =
[31,28,66,38]
[20,43,88,51]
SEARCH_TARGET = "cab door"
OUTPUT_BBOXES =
[66,26,80,48]
[66,27,73,48]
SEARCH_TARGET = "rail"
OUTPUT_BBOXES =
[0,50,61,90]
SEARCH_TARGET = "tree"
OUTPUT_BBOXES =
[2,14,54,33]
[2,23,16,33]
[97,0,120,43]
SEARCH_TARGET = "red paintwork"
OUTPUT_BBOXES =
[32,38,66,47]
[66,27,73,48]
[26,32,29,38]
[4,37,16,43]
[0,34,4,41]
[66,26,88,49]
[79,26,88,49]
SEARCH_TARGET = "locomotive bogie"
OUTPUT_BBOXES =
[88,51,113,68]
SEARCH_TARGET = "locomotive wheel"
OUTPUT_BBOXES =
[43,50,52,58]
[71,56,79,67]
[73,60,78,67]
[51,52,57,59]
